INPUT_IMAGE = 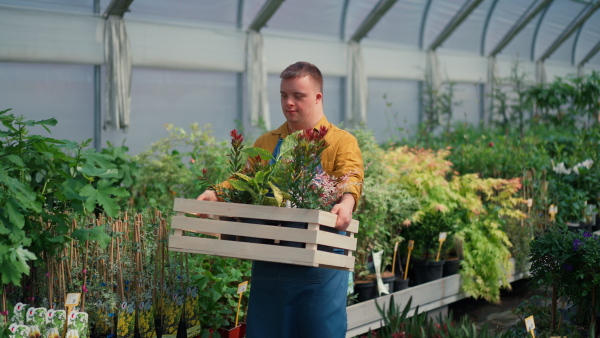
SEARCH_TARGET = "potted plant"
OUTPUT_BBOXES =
[351,129,419,299]
[530,224,600,334]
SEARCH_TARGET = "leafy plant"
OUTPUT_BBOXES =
[368,296,512,338]
[530,225,600,331]
[0,109,128,287]
[133,123,229,210]
[350,128,419,278]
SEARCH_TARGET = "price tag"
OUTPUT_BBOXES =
[407,240,414,249]
[438,232,447,241]
[525,315,535,337]
[237,281,248,294]
[65,293,81,307]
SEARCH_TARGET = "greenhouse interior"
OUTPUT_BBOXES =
[1,0,600,337]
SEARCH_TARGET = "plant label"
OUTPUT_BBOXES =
[525,315,535,333]
[408,240,414,250]
[237,281,248,294]
[65,293,81,307]
[438,232,447,241]
[527,199,533,208]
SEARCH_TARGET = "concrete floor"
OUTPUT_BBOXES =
[448,279,544,335]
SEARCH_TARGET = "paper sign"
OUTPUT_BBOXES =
[237,281,248,294]
[407,240,414,249]
[65,293,81,307]
[438,232,447,241]
[525,315,535,331]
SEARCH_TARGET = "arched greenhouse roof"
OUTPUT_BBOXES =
[1,0,599,153]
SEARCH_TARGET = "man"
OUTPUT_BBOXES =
[197,61,363,337]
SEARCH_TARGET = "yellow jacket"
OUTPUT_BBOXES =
[253,115,364,209]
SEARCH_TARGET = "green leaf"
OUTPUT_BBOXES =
[269,182,283,207]
[243,147,273,161]
[4,154,24,167]
[79,180,130,217]
[228,179,250,192]
[71,227,111,249]
[5,197,25,229]
[0,245,37,286]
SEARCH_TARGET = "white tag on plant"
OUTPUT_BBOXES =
[237,281,248,294]
[438,232,447,241]
[372,250,389,296]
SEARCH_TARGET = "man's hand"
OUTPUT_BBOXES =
[195,190,218,217]
[330,193,356,231]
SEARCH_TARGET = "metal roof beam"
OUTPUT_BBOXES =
[248,0,284,32]
[350,0,397,42]
[489,0,553,57]
[427,0,484,51]
[538,1,600,62]
[579,39,600,68]
[103,0,134,17]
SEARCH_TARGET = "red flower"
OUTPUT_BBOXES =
[488,142,494,147]
[230,129,244,146]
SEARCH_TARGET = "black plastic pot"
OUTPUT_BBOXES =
[380,275,396,294]
[442,258,461,277]
[237,218,278,245]
[393,277,409,292]
[354,280,376,302]
[412,259,445,285]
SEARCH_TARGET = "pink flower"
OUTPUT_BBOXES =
[82,285,89,293]
[82,269,87,274]
[190,158,196,164]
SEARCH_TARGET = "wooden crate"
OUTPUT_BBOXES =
[169,198,359,271]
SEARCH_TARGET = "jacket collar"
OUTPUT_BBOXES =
[270,115,330,137]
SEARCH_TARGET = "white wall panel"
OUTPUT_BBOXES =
[102,68,239,155]
[263,33,347,77]
[437,50,488,83]
[545,61,578,80]
[362,44,425,80]
[495,56,537,82]
[366,79,420,142]
[0,7,104,64]
[451,83,481,126]
[0,62,94,143]
[126,19,245,71]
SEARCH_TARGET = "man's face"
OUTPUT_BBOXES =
[280,75,322,129]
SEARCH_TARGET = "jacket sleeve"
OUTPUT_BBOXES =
[331,132,364,211]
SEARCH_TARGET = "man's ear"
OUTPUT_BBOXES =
[316,92,322,104]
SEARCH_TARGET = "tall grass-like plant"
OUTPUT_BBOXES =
[369,296,512,338]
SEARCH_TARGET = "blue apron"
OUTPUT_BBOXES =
[246,138,349,338]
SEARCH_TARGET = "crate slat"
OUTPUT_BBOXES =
[174,198,358,231]
[172,215,319,243]
[169,236,319,267]
[170,198,359,271]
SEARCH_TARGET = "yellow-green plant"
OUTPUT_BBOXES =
[383,146,526,302]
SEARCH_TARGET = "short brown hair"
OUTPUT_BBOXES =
[280,61,323,93]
